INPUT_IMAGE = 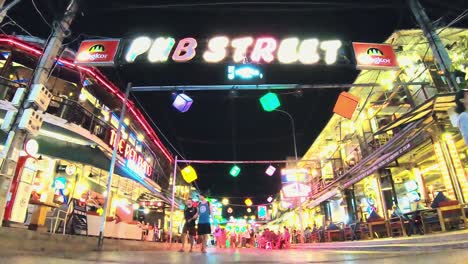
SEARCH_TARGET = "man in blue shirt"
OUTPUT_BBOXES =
[197,194,212,253]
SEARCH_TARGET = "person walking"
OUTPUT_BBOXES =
[179,199,198,253]
[197,194,212,253]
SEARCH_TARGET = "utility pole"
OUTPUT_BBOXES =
[408,0,459,92]
[0,0,79,225]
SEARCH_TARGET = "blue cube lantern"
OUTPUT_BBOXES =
[173,93,193,113]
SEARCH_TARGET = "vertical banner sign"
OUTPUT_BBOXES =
[352,42,399,70]
[67,198,88,235]
[74,39,121,66]
[258,205,267,219]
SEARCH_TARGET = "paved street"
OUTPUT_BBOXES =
[1,248,467,264]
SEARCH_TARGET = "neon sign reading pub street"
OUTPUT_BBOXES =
[125,36,342,65]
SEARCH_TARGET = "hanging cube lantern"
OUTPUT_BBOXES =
[265,165,276,176]
[173,93,193,113]
[333,92,360,120]
[259,92,281,112]
[267,196,273,203]
[244,198,253,207]
[181,165,198,183]
[229,165,241,177]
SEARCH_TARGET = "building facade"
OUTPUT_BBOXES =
[0,35,189,237]
[272,28,468,229]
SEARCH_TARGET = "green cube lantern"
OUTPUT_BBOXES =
[229,165,241,177]
[259,92,281,112]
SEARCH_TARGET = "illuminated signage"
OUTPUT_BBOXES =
[124,36,342,65]
[281,182,311,198]
[108,129,153,177]
[258,205,267,219]
[74,39,120,66]
[281,168,309,183]
[352,42,399,70]
[227,65,263,80]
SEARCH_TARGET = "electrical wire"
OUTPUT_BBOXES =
[4,15,33,36]
[437,8,468,35]
[98,2,403,12]
[31,0,52,29]
[131,94,187,160]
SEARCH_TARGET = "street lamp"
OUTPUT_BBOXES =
[274,109,298,161]
[273,109,304,243]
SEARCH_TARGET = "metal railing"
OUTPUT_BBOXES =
[45,96,112,145]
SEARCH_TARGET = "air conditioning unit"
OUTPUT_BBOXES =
[26,84,52,111]
[18,109,43,135]
[0,110,17,132]
[11,88,27,108]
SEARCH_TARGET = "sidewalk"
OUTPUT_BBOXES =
[2,227,468,253]
[0,227,177,253]
[292,230,468,251]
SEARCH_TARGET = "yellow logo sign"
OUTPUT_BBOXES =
[366,48,384,57]
[88,44,105,53]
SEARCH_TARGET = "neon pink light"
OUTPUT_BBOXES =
[250,38,277,63]
[0,36,174,162]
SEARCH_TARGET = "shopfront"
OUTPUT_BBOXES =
[0,35,177,239]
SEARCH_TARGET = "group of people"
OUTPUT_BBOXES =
[257,227,291,249]
[180,195,294,252]
[214,227,255,248]
[179,194,212,253]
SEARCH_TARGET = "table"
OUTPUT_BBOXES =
[366,221,390,239]
[28,200,59,231]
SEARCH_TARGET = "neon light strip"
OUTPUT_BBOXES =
[0,36,173,162]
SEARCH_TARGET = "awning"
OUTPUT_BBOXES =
[36,135,171,203]
[375,93,456,135]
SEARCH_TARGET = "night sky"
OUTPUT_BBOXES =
[5,0,467,208]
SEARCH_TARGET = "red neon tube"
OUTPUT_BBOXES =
[0,36,174,163]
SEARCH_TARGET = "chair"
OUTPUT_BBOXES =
[350,222,370,240]
[325,229,342,242]
[388,217,406,237]
[45,207,68,234]
[343,226,353,241]
[421,209,440,233]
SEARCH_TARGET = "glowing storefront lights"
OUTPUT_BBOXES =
[0,37,174,162]
[124,36,342,65]
[433,142,456,199]
[443,137,468,197]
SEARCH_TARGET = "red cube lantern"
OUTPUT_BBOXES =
[333,92,359,119]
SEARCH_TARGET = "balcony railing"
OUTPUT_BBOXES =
[45,96,113,144]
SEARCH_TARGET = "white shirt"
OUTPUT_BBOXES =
[458,112,468,145]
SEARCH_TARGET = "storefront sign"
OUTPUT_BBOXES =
[125,36,342,65]
[352,42,399,70]
[281,182,311,198]
[108,129,153,177]
[24,139,39,156]
[258,205,267,219]
[65,164,77,176]
[10,182,32,223]
[281,168,309,183]
[74,39,120,66]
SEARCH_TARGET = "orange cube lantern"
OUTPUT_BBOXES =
[333,92,360,119]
